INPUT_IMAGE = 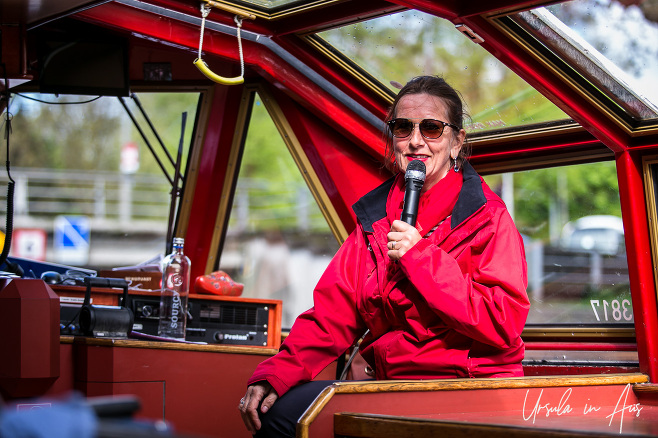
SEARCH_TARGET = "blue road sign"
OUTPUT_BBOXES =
[54,216,90,265]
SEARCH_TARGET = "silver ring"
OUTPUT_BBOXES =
[240,399,245,405]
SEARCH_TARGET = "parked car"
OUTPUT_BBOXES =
[560,215,625,255]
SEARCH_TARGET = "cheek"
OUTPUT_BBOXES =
[392,143,406,169]
[393,142,406,160]
[429,141,451,159]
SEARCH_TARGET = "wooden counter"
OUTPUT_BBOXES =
[298,374,654,438]
[58,336,279,437]
[37,337,337,438]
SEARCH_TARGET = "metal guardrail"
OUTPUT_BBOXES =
[0,168,325,233]
[0,168,170,233]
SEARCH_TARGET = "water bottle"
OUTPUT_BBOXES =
[158,237,190,340]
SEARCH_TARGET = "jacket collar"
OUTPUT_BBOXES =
[352,161,486,233]
[451,161,487,228]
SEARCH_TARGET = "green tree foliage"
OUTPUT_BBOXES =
[127,92,199,176]
[7,92,198,176]
[511,162,621,241]
[231,94,326,232]
[240,97,291,180]
[9,95,121,170]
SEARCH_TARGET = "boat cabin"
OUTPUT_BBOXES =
[1,0,658,436]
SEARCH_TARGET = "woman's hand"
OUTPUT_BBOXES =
[387,220,422,261]
[239,382,279,434]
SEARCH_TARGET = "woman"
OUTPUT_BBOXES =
[239,76,530,437]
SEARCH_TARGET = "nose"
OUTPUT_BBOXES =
[408,123,425,148]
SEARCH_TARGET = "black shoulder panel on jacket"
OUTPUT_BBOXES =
[451,162,487,229]
[352,177,395,232]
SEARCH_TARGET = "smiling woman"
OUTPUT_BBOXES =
[240,75,530,437]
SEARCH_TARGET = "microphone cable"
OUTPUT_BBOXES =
[0,63,19,276]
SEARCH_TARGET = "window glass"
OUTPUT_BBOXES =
[509,0,658,120]
[318,10,568,133]
[483,161,632,325]
[1,92,198,271]
[219,93,339,328]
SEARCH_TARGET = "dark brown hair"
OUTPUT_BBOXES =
[384,75,471,172]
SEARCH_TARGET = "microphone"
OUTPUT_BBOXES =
[400,160,426,226]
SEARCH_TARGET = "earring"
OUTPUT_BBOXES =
[453,158,460,172]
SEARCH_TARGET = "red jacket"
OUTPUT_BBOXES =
[248,163,529,397]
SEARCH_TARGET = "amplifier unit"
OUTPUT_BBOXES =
[54,285,282,348]
[129,295,281,347]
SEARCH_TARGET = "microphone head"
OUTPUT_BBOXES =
[405,160,426,182]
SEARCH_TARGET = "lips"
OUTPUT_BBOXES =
[406,155,429,161]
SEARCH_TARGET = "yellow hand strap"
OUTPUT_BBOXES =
[193,58,244,85]
[195,3,245,85]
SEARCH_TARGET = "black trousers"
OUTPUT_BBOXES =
[254,380,339,438]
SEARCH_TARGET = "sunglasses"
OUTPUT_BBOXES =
[387,118,459,139]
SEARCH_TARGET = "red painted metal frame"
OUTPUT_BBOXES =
[244,48,385,159]
[469,128,613,173]
[389,0,563,20]
[615,151,658,382]
[265,0,404,37]
[459,14,631,152]
[386,0,460,20]
[183,84,246,282]
[271,34,391,121]
[131,0,401,37]
[270,85,391,232]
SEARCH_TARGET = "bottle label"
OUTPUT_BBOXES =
[167,273,184,289]
[170,292,181,329]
